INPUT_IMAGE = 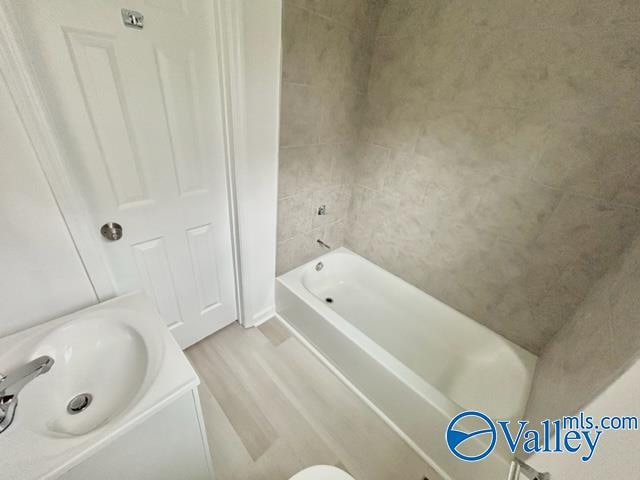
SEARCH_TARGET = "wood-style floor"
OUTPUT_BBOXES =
[185,319,441,480]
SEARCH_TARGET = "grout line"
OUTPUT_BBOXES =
[287,2,375,34]
[374,20,640,39]
[277,217,348,246]
[353,138,640,211]
[359,96,640,128]
[279,141,356,150]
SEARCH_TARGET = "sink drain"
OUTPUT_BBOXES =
[325,297,333,303]
[67,393,93,415]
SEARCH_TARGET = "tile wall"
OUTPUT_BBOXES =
[278,0,640,355]
[345,0,640,353]
[277,0,384,274]
[525,232,640,427]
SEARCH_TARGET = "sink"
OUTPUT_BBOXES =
[0,292,199,480]
[20,313,163,437]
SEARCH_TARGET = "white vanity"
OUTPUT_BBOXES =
[0,293,214,480]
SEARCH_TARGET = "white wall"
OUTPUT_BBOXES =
[232,0,282,326]
[528,358,640,479]
[0,72,97,337]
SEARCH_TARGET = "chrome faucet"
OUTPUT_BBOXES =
[0,356,54,434]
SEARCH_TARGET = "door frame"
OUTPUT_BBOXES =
[0,0,251,325]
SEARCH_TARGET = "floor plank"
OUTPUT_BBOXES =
[188,340,277,461]
[258,339,432,480]
[196,382,254,480]
[258,318,291,347]
[186,320,441,480]
[211,326,339,477]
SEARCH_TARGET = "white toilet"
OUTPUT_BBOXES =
[290,465,355,480]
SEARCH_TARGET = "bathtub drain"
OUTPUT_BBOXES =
[325,297,333,303]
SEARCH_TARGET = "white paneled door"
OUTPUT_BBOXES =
[19,0,237,347]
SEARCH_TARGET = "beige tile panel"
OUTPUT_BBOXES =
[532,195,640,299]
[436,25,640,118]
[278,144,335,199]
[277,220,347,275]
[375,0,448,37]
[286,0,384,33]
[282,5,312,84]
[308,14,356,90]
[473,175,563,245]
[608,238,640,369]
[352,143,392,191]
[367,33,438,105]
[414,104,550,180]
[614,164,640,207]
[277,194,314,243]
[439,0,640,30]
[312,185,352,228]
[532,123,640,204]
[317,86,365,144]
[525,234,640,428]
[280,82,321,147]
[361,98,426,153]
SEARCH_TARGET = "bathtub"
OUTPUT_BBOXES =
[276,248,537,480]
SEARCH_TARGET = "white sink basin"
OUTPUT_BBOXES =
[21,313,163,437]
[0,293,199,480]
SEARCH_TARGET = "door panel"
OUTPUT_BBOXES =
[131,237,183,329]
[18,0,237,347]
[145,0,189,15]
[65,29,151,208]
[154,48,207,196]
[186,224,223,313]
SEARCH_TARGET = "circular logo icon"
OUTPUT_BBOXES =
[446,411,497,462]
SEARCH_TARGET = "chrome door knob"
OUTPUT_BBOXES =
[100,222,123,241]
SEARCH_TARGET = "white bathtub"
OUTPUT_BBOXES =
[276,248,536,480]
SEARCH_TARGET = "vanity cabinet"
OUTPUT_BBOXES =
[58,389,214,480]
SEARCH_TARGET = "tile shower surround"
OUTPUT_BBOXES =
[278,0,640,356]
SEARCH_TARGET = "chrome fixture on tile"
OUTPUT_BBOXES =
[315,262,324,271]
[317,205,327,216]
[0,356,55,434]
[317,239,331,249]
